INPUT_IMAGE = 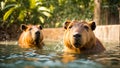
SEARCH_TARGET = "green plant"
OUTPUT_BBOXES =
[2,0,51,25]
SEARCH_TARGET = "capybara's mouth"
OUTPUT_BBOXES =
[74,43,80,48]
[35,31,40,42]
[74,42,82,48]
[73,39,81,48]
[35,35,40,45]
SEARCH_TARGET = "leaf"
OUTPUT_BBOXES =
[49,5,54,12]
[18,10,26,21]
[42,12,51,17]
[55,22,60,27]
[38,7,50,12]
[39,16,44,23]
[2,4,16,10]
[29,0,36,9]
[3,7,15,21]
[1,1,5,10]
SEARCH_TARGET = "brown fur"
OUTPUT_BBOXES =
[18,24,44,49]
[63,20,105,54]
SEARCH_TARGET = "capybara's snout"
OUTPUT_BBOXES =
[73,33,81,39]
[35,31,40,37]
[72,32,82,48]
[72,31,82,41]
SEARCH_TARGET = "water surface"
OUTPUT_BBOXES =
[0,41,120,68]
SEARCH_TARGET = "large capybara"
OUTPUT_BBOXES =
[18,24,44,49]
[63,20,105,54]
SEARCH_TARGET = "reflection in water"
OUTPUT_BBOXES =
[0,41,120,68]
[61,53,76,63]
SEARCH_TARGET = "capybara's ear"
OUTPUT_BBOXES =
[89,22,96,30]
[38,25,42,30]
[20,24,27,31]
[63,20,71,29]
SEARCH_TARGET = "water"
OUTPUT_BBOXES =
[0,41,120,68]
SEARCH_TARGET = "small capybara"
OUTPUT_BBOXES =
[63,20,105,54]
[18,24,44,49]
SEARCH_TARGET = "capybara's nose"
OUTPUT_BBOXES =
[35,31,40,35]
[73,34,81,38]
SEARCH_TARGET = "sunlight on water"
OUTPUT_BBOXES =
[53,41,64,52]
[0,41,120,68]
[43,39,64,52]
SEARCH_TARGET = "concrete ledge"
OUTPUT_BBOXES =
[43,25,120,43]
[94,25,120,43]
[43,28,64,41]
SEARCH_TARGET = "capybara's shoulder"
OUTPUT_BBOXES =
[95,38,106,52]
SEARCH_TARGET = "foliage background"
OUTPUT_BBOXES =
[0,0,120,28]
[0,0,119,41]
[0,0,94,28]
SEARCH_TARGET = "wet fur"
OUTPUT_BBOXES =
[63,20,105,54]
[18,24,44,49]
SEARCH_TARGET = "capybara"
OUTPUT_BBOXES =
[63,20,105,54]
[18,24,44,49]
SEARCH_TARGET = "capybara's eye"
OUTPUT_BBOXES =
[84,26,89,31]
[69,26,72,29]
[29,28,32,31]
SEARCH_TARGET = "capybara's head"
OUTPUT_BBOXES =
[19,24,43,48]
[63,20,96,49]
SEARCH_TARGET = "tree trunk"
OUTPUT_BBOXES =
[118,7,120,24]
[94,0,101,25]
